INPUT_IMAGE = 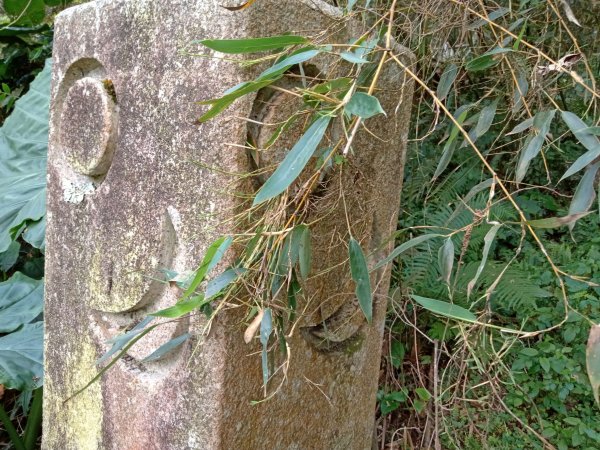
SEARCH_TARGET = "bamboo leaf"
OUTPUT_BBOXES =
[349,238,373,323]
[198,35,306,53]
[297,225,311,280]
[254,115,331,205]
[586,324,600,405]
[436,63,458,101]
[526,212,592,229]
[260,308,273,387]
[411,295,477,323]
[150,295,208,319]
[467,224,501,297]
[561,111,600,153]
[516,110,556,182]
[466,48,512,72]
[180,236,233,302]
[438,237,454,285]
[567,162,599,230]
[141,333,191,363]
[373,233,444,270]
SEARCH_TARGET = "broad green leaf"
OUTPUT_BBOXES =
[0,322,43,390]
[198,35,307,54]
[436,64,458,101]
[141,333,191,363]
[0,272,43,333]
[180,236,233,302]
[526,212,592,229]
[98,316,154,364]
[150,295,208,319]
[340,51,370,64]
[0,59,50,252]
[467,224,501,297]
[516,110,556,183]
[561,111,600,153]
[254,115,331,205]
[373,233,444,270]
[23,216,45,251]
[411,295,477,323]
[260,308,273,387]
[345,92,385,119]
[349,238,372,323]
[567,162,599,230]
[3,0,45,26]
[466,48,512,72]
[438,238,454,285]
[0,240,20,271]
[586,324,600,405]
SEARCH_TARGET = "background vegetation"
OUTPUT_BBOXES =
[2,1,600,449]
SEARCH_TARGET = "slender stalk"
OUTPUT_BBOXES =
[23,388,43,450]
[0,402,26,450]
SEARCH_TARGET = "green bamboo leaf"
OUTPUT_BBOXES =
[507,116,534,135]
[373,233,444,270]
[205,268,246,299]
[516,110,556,182]
[567,162,599,231]
[467,224,501,297]
[436,64,458,101]
[466,47,512,72]
[411,295,477,323]
[141,333,191,363]
[438,237,454,285]
[260,308,273,387]
[561,111,600,153]
[254,115,331,205]
[433,107,470,180]
[198,35,307,54]
[298,225,311,280]
[526,212,592,229]
[561,149,600,181]
[345,92,385,119]
[180,236,233,302]
[340,51,370,64]
[349,238,372,323]
[150,295,208,319]
[98,316,154,364]
[587,324,600,405]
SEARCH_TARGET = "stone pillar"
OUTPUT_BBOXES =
[43,0,414,449]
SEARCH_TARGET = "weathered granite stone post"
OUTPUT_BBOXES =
[43,0,414,448]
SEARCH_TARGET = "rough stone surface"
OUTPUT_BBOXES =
[43,0,414,449]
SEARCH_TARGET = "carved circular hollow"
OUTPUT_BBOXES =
[59,77,117,177]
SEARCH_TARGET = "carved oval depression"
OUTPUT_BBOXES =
[54,58,189,371]
[248,64,366,352]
